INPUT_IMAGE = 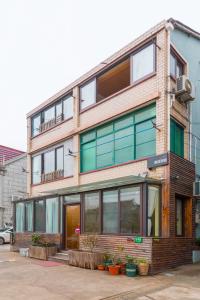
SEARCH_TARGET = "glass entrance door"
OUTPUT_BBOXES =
[65,204,80,249]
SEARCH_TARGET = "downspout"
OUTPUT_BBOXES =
[165,22,174,152]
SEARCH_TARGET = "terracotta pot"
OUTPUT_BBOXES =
[97,264,105,271]
[108,265,120,275]
[138,263,149,276]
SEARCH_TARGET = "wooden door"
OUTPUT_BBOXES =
[65,205,80,249]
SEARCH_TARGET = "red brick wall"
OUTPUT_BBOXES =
[152,237,193,273]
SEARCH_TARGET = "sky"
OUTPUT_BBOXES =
[0,0,200,151]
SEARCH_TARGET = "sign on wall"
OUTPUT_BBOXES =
[147,153,168,169]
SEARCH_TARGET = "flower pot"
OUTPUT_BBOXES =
[104,259,112,270]
[126,264,137,277]
[138,263,149,276]
[119,263,126,275]
[97,264,105,271]
[108,265,120,275]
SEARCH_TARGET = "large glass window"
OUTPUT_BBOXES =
[80,79,96,110]
[170,119,184,158]
[44,106,55,123]
[56,102,62,118]
[80,104,156,172]
[32,114,41,137]
[103,190,118,233]
[16,203,24,232]
[120,187,140,234]
[35,200,45,232]
[63,95,73,119]
[25,202,33,232]
[84,192,100,233]
[44,150,55,174]
[32,155,41,184]
[148,186,159,237]
[56,147,64,171]
[46,198,59,233]
[132,44,155,82]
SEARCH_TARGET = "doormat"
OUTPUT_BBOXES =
[33,261,64,267]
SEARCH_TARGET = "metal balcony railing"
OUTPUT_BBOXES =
[41,169,64,183]
[39,114,63,133]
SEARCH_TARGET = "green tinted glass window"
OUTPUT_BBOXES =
[114,114,133,131]
[170,119,184,157]
[81,141,96,172]
[135,104,156,123]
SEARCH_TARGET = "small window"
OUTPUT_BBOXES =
[32,114,41,137]
[56,147,64,171]
[96,59,130,102]
[44,150,55,174]
[16,203,24,232]
[46,198,59,233]
[170,51,184,79]
[84,192,100,233]
[25,202,33,232]
[32,155,41,184]
[35,200,45,232]
[148,186,160,237]
[80,79,96,110]
[63,95,73,119]
[170,119,184,157]
[132,43,155,82]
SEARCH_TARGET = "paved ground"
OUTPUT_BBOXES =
[0,245,200,300]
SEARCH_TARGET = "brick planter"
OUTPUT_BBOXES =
[29,245,57,260]
[68,250,104,270]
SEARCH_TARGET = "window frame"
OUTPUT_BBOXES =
[170,118,184,158]
[170,48,185,80]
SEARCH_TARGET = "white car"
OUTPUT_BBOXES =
[0,228,13,245]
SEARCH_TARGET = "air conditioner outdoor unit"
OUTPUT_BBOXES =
[176,75,195,102]
[193,181,200,196]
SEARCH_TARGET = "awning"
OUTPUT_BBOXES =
[41,175,162,196]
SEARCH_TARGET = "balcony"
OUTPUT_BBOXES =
[39,114,63,133]
[41,169,64,183]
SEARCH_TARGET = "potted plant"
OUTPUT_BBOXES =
[103,252,112,270]
[137,258,149,276]
[125,255,137,277]
[97,264,105,271]
[29,234,57,260]
[116,245,126,274]
[108,254,121,275]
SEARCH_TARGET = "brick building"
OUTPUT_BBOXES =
[14,19,200,273]
[0,146,26,227]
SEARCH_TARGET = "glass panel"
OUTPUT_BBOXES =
[103,190,118,233]
[115,127,134,164]
[170,53,176,77]
[46,198,59,233]
[25,202,33,232]
[132,44,154,82]
[56,147,64,170]
[135,104,156,123]
[63,95,73,119]
[97,123,113,138]
[56,102,62,118]
[44,150,55,174]
[81,131,96,144]
[80,79,96,110]
[114,114,133,131]
[97,134,114,155]
[44,106,55,123]
[32,155,41,184]
[177,63,183,78]
[170,119,184,158]
[120,187,140,234]
[16,203,24,232]
[32,114,41,137]
[35,200,45,232]
[84,192,100,233]
[136,119,156,159]
[81,141,96,172]
[176,198,183,236]
[64,194,81,204]
[148,186,159,237]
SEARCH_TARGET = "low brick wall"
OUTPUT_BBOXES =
[151,238,193,273]
[79,234,153,263]
[13,233,63,251]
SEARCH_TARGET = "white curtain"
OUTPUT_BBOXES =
[16,203,24,232]
[46,198,59,233]
[148,186,159,236]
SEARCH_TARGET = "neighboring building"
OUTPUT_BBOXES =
[0,146,27,227]
[14,18,200,273]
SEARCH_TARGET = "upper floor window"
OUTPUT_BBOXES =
[31,94,73,137]
[170,51,184,79]
[32,155,41,184]
[131,43,155,82]
[80,42,156,110]
[80,103,156,172]
[170,118,184,158]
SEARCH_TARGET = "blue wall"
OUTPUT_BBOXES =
[171,29,200,177]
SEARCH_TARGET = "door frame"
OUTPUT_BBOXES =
[62,202,81,250]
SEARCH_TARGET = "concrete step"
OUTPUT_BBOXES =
[48,250,69,265]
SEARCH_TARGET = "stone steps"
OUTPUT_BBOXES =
[48,250,69,265]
